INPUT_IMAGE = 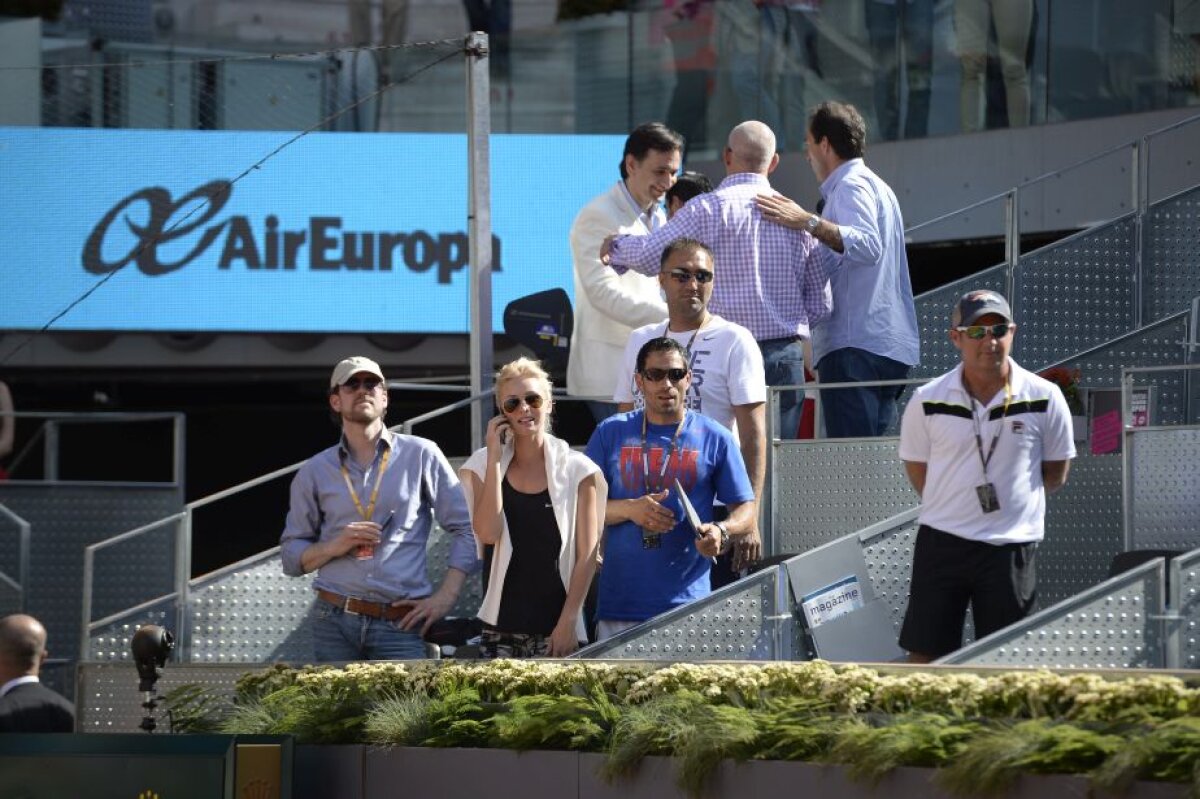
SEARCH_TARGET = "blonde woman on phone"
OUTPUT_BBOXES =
[459,358,606,657]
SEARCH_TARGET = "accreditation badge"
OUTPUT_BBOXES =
[976,482,1001,513]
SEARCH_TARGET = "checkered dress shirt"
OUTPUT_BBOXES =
[609,172,830,341]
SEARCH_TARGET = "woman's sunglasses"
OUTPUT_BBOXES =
[501,393,545,414]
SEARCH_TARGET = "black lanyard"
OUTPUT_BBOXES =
[641,411,689,495]
[660,313,711,357]
[968,382,1012,479]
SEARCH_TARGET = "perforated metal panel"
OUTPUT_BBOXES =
[63,0,153,41]
[77,662,247,734]
[1145,185,1200,324]
[771,438,917,555]
[85,520,484,664]
[574,569,783,661]
[912,264,1008,377]
[91,520,180,622]
[1170,548,1200,669]
[1014,218,1137,367]
[1038,450,1125,607]
[1129,428,1200,551]
[862,522,918,633]
[0,504,25,616]
[87,601,176,662]
[941,560,1165,669]
[1043,313,1191,424]
[188,552,318,663]
[0,484,183,668]
[426,521,484,618]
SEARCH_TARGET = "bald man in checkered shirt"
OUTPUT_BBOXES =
[601,120,830,440]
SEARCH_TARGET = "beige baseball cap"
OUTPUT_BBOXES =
[330,356,385,389]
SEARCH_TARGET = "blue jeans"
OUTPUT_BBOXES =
[312,599,428,661]
[865,0,933,141]
[817,347,911,438]
[759,337,806,439]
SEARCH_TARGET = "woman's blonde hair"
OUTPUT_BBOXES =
[494,356,553,408]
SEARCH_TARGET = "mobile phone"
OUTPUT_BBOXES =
[499,421,510,445]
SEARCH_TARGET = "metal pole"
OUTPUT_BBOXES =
[1004,189,1019,308]
[772,564,793,660]
[1132,138,1149,329]
[172,414,186,487]
[1120,369,1133,552]
[1165,559,1182,670]
[80,547,94,660]
[17,520,29,613]
[764,387,777,557]
[1189,297,1200,424]
[44,421,59,481]
[465,32,493,454]
[173,511,192,663]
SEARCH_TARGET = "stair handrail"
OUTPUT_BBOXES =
[905,109,1200,236]
[0,502,31,612]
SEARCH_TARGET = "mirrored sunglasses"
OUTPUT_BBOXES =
[956,323,1013,340]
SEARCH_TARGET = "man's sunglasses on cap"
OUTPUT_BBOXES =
[340,376,383,391]
[665,268,714,284]
[641,367,689,383]
[501,393,545,413]
[955,323,1013,340]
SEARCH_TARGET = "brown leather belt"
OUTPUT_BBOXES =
[317,589,415,620]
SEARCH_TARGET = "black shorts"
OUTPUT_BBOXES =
[898,524,1038,659]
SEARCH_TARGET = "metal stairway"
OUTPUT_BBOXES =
[75,114,1200,672]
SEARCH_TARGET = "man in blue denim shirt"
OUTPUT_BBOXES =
[281,356,478,661]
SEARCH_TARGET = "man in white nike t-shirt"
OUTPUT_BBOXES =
[614,237,766,586]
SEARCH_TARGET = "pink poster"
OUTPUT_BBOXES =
[1091,409,1122,455]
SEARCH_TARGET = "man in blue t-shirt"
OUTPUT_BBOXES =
[585,337,756,641]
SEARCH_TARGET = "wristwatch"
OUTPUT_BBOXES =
[714,521,730,553]
[805,214,821,232]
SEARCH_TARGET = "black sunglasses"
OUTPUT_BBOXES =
[340,376,383,392]
[501,393,545,413]
[955,323,1013,340]
[641,367,689,383]
[665,268,714,284]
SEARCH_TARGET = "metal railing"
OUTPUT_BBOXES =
[0,503,31,612]
[1120,363,1200,552]
[0,411,184,484]
[74,384,489,661]
[905,112,1200,330]
[69,110,1200,663]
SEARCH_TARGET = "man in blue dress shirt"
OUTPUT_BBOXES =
[281,356,478,661]
[757,101,920,438]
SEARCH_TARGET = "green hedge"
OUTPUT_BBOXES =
[166,660,1200,798]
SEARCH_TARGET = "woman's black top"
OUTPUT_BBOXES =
[495,476,567,634]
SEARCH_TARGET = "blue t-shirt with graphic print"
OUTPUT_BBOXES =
[585,409,754,622]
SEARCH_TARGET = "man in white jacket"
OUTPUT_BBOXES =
[567,123,683,420]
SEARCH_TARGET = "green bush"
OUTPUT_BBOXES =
[201,659,1200,798]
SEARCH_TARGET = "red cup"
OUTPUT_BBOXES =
[354,542,376,560]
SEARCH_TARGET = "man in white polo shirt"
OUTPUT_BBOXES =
[898,290,1075,662]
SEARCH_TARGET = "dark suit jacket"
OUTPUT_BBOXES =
[0,681,76,733]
